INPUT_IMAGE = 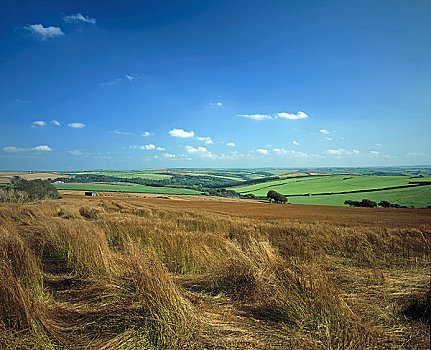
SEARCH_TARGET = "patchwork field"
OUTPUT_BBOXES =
[53,183,202,195]
[0,197,430,349]
[233,174,431,207]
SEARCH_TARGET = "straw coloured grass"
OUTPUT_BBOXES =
[0,197,430,349]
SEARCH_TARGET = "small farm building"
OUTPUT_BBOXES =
[85,191,96,196]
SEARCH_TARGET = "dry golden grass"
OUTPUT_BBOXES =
[0,197,429,349]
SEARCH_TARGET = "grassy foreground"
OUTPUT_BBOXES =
[0,197,430,349]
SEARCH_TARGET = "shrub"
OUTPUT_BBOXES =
[10,176,59,201]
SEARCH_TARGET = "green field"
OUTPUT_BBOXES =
[54,183,201,195]
[287,185,431,207]
[234,175,431,196]
[52,169,431,207]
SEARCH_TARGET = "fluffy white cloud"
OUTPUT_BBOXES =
[237,114,272,121]
[326,137,333,141]
[156,147,165,151]
[370,151,379,155]
[256,149,269,155]
[273,148,307,157]
[163,153,176,158]
[51,120,60,126]
[68,149,83,156]
[32,120,46,127]
[3,146,25,152]
[63,13,96,24]
[326,149,360,156]
[68,122,86,128]
[326,149,342,155]
[292,140,300,146]
[169,128,195,138]
[197,136,213,144]
[140,144,156,150]
[273,148,288,154]
[238,111,309,121]
[142,131,151,137]
[226,142,236,147]
[3,145,52,152]
[210,102,223,106]
[185,145,207,153]
[32,145,52,151]
[25,24,64,40]
[276,111,309,120]
[320,129,329,135]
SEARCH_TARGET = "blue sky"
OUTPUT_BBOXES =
[1,0,430,170]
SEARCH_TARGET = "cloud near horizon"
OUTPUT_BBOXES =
[24,24,64,40]
[169,128,195,138]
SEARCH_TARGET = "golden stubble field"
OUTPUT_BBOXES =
[1,196,430,349]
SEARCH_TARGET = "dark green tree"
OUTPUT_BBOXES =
[267,190,287,204]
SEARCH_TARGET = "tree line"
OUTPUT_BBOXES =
[344,199,410,208]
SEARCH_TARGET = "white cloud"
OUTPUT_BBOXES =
[376,143,382,147]
[226,142,236,147]
[370,151,379,155]
[68,122,86,128]
[276,111,309,120]
[25,24,64,40]
[273,148,289,154]
[237,114,273,121]
[3,146,25,152]
[407,152,426,157]
[292,140,300,146]
[169,128,195,138]
[68,149,83,156]
[353,149,360,154]
[140,144,156,150]
[32,120,46,127]
[185,145,207,153]
[125,74,135,81]
[238,111,309,121]
[51,120,60,126]
[163,153,176,158]
[197,136,213,144]
[210,102,223,106]
[256,149,269,155]
[32,145,52,151]
[327,149,342,155]
[63,13,96,24]
[273,148,308,157]
[142,131,151,137]
[326,137,333,141]
[113,129,133,135]
[320,129,329,135]
[156,147,165,151]
[3,145,51,152]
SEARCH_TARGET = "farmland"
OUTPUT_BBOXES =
[53,182,202,195]
[2,168,431,207]
[0,197,430,349]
